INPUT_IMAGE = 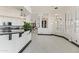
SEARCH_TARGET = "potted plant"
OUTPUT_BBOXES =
[23,22,32,32]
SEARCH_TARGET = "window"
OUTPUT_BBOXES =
[41,14,48,28]
[42,20,47,28]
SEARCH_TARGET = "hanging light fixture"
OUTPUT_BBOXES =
[20,8,26,20]
[20,9,26,17]
[54,7,58,9]
[20,9,23,16]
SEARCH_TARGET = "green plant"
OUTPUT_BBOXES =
[23,22,32,32]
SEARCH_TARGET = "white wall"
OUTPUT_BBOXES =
[31,6,55,34]
[24,6,32,13]
[25,14,32,22]
[0,6,24,26]
[38,13,56,34]
[0,7,21,17]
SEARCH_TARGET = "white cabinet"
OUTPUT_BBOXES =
[64,7,79,45]
[0,31,31,53]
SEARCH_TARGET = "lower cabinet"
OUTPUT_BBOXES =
[0,31,31,53]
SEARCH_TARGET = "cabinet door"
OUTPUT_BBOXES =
[65,7,73,41]
[73,7,79,44]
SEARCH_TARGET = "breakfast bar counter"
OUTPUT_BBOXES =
[0,30,31,53]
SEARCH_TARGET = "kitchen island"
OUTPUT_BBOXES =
[0,30,31,53]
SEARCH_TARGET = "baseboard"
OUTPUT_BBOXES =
[38,34,69,40]
[38,34,79,47]
[18,40,32,53]
[71,42,79,47]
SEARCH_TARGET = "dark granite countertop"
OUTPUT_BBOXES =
[0,30,25,35]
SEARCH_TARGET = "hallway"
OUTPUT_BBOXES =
[23,33,79,53]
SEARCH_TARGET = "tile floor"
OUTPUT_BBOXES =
[23,31,79,53]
